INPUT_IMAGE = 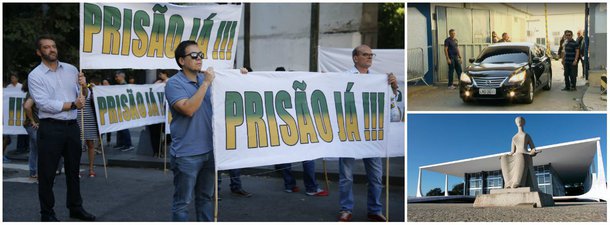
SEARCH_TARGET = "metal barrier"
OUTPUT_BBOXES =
[407,47,429,86]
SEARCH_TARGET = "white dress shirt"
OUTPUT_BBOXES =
[5,82,23,91]
[28,61,80,120]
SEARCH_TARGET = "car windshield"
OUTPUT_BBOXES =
[475,46,529,64]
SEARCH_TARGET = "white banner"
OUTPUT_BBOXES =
[80,3,242,70]
[165,102,171,134]
[92,84,166,134]
[2,89,27,135]
[212,70,403,170]
[318,47,405,120]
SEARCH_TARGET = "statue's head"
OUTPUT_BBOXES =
[515,116,525,128]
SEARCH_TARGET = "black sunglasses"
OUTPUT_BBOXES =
[185,52,204,59]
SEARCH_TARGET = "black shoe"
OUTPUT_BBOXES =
[12,149,28,154]
[113,145,125,150]
[120,146,135,152]
[41,214,60,222]
[231,189,253,197]
[561,87,570,91]
[571,87,577,91]
[69,208,96,221]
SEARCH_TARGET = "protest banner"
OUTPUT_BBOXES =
[2,89,27,135]
[80,3,242,70]
[92,84,166,134]
[212,70,403,170]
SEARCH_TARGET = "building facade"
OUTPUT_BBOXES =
[464,164,566,196]
[416,138,607,202]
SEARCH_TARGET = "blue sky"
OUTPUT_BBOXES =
[407,114,607,197]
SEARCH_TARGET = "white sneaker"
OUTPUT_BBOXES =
[121,146,135,152]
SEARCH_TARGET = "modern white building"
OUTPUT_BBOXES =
[416,138,607,202]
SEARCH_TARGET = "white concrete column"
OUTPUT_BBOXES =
[595,140,607,201]
[444,174,449,196]
[416,168,423,197]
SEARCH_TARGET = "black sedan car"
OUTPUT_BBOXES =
[459,42,552,104]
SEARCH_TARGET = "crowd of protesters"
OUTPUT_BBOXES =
[3,34,399,222]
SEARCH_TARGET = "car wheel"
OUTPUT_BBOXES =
[522,79,534,104]
[543,69,552,90]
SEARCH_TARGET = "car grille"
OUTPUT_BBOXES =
[473,77,506,88]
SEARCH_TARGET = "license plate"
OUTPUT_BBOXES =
[479,88,496,95]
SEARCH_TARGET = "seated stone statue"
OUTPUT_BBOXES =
[500,117,540,190]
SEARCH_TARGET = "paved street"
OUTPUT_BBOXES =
[408,202,606,222]
[3,161,405,222]
[408,60,595,111]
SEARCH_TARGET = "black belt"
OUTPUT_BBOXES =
[40,118,77,125]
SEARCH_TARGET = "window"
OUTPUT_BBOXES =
[535,165,553,195]
[468,172,483,196]
[485,170,503,193]
[476,46,530,64]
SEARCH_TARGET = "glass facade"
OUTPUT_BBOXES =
[469,172,483,196]
[535,165,553,195]
[485,170,503,193]
[465,164,564,196]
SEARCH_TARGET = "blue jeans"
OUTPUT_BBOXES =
[447,56,462,86]
[171,152,215,221]
[116,129,132,147]
[275,160,319,192]
[25,125,38,177]
[339,158,383,215]
[218,169,242,191]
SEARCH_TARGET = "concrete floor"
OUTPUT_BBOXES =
[408,202,606,222]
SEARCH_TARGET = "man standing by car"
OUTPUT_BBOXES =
[561,30,580,91]
[498,32,511,42]
[444,29,462,89]
[576,29,585,79]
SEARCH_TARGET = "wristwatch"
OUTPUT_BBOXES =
[70,102,77,110]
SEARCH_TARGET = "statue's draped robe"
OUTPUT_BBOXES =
[500,133,538,190]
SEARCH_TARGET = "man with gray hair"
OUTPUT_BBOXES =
[338,44,398,222]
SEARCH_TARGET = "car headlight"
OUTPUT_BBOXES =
[508,70,526,83]
[460,72,471,84]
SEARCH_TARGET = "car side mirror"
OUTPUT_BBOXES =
[469,58,475,63]
[532,57,541,63]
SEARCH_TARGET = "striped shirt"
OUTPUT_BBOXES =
[563,39,579,63]
[77,90,99,140]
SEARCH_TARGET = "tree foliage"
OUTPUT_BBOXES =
[377,3,404,49]
[425,187,444,196]
[3,3,79,82]
[449,183,464,195]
